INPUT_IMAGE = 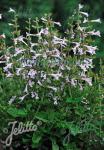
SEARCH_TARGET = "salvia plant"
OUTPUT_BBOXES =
[0,4,103,150]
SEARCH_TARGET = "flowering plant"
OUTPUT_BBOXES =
[0,4,103,150]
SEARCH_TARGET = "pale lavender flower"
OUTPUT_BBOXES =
[51,49,61,58]
[43,40,48,45]
[52,36,67,47]
[31,92,39,99]
[84,45,97,55]
[70,78,77,87]
[14,48,24,56]
[16,68,23,76]
[6,72,13,77]
[79,64,87,72]
[87,30,101,37]
[78,58,93,72]
[82,77,92,86]
[78,48,84,55]
[28,69,37,79]
[28,80,34,87]
[4,63,12,72]
[40,28,49,35]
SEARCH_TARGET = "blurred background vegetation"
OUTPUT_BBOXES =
[0,0,104,58]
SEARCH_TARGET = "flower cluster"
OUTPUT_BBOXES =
[3,5,101,105]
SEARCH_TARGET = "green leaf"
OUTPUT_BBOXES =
[52,139,59,150]
[66,97,82,103]
[7,107,27,117]
[32,132,42,148]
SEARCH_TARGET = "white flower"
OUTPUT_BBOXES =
[48,86,57,92]
[8,8,15,13]
[6,72,13,77]
[48,73,62,80]
[9,96,16,105]
[84,45,97,55]
[19,94,28,101]
[79,64,87,72]
[90,18,101,23]
[16,68,23,76]
[30,42,38,47]
[78,48,84,55]
[31,92,35,98]
[0,60,6,64]
[32,53,42,59]
[80,11,89,17]
[78,58,93,72]
[72,42,80,54]
[52,36,67,47]
[54,21,61,26]
[40,72,46,80]
[37,80,42,86]
[14,48,24,56]
[51,48,61,58]
[24,84,28,93]
[14,35,27,45]
[0,33,6,38]
[0,14,2,19]
[83,18,88,23]
[41,17,47,22]
[82,77,92,86]
[70,78,77,87]
[53,97,58,105]
[8,23,14,26]
[87,30,101,37]
[79,4,84,10]
[4,63,12,72]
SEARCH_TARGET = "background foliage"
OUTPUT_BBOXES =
[0,0,104,57]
